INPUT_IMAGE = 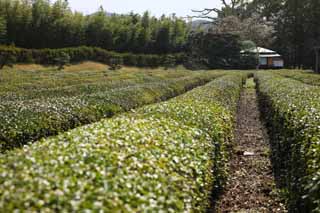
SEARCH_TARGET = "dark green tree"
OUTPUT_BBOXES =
[273,0,306,68]
[248,0,284,21]
[86,8,113,49]
[0,0,189,54]
[186,32,241,69]
[0,16,6,44]
[155,26,171,54]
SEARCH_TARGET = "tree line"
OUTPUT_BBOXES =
[0,0,188,54]
[193,0,320,69]
[0,46,185,70]
[0,0,320,70]
[275,0,320,69]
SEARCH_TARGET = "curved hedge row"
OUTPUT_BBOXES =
[0,74,221,151]
[255,72,320,212]
[0,45,185,68]
[0,73,245,212]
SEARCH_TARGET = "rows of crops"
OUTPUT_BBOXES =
[272,69,320,86]
[1,66,319,212]
[0,66,224,151]
[255,72,320,212]
[0,73,246,211]
[0,65,207,100]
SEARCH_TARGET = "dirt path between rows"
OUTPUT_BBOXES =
[214,78,286,213]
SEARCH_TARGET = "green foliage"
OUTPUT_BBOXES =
[0,45,185,68]
[54,52,70,70]
[109,57,123,70]
[256,72,320,212]
[0,0,188,54]
[163,55,176,69]
[239,40,258,69]
[271,69,320,86]
[186,33,242,69]
[240,40,256,51]
[0,51,16,70]
[273,0,320,69]
[0,73,245,211]
[155,26,171,53]
[248,0,283,21]
[238,53,258,69]
[0,69,222,151]
[0,16,6,44]
[195,0,320,69]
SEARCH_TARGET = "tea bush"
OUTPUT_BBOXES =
[0,73,221,151]
[0,67,203,100]
[0,73,245,212]
[256,72,320,212]
[272,69,320,86]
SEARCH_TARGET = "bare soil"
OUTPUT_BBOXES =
[214,78,286,213]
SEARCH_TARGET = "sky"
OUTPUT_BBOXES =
[68,0,222,18]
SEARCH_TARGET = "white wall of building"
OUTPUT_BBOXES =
[273,60,284,67]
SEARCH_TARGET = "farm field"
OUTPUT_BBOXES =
[1,0,320,212]
[0,66,319,212]
[0,62,224,151]
[270,69,320,86]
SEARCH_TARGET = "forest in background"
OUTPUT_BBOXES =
[0,0,320,69]
[193,0,320,69]
[0,0,188,54]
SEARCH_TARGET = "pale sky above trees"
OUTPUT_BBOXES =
[68,0,222,17]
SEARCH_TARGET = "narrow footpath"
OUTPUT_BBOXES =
[215,78,286,213]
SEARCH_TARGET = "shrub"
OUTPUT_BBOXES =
[183,53,209,70]
[272,69,320,86]
[109,56,123,70]
[163,55,176,70]
[0,45,184,68]
[54,52,71,70]
[238,53,258,69]
[0,73,221,151]
[0,73,245,212]
[256,72,320,212]
[122,53,138,66]
[0,51,16,69]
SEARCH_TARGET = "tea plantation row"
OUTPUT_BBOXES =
[0,67,200,101]
[256,72,320,212]
[0,73,246,212]
[0,72,223,151]
[272,69,320,86]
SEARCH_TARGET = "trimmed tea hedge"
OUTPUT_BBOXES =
[272,70,320,86]
[0,45,186,68]
[0,67,199,101]
[0,73,245,212]
[0,73,221,151]
[256,72,320,212]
